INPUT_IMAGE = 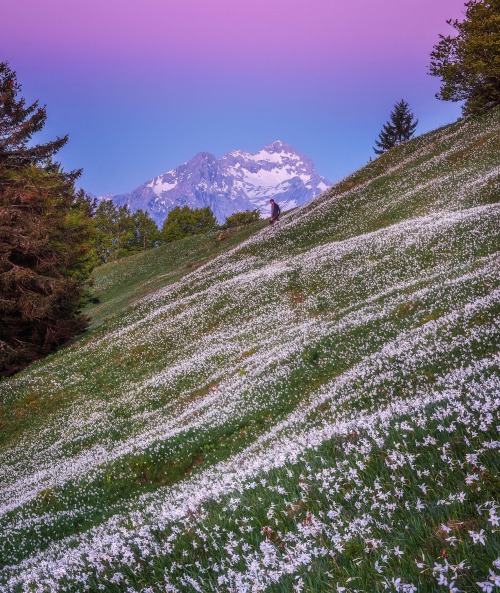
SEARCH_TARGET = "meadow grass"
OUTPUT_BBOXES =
[0,108,499,592]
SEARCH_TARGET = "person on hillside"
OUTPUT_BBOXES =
[269,199,281,225]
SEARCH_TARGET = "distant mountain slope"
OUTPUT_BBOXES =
[0,109,499,592]
[105,141,330,224]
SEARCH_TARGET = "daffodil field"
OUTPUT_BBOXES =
[0,109,499,592]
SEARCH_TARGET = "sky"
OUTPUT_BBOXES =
[2,0,465,195]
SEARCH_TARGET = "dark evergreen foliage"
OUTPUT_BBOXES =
[0,63,96,376]
[221,209,261,229]
[429,0,500,116]
[161,206,217,243]
[373,100,419,155]
[0,63,68,170]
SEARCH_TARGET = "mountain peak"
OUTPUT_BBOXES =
[263,140,298,154]
[188,151,218,165]
[102,143,331,225]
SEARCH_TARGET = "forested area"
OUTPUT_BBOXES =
[92,201,161,263]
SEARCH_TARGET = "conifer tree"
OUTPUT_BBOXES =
[0,62,96,376]
[429,0,500,116]
[0,63,67,168]
[373,100,419,155]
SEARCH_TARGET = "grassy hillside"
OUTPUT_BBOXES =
[0,109,499,593]
[86,220,268,329]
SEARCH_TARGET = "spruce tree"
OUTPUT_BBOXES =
[374,100,419,155]
[0,63,67,168]
[0,62,96,376]
[429,0,500,116]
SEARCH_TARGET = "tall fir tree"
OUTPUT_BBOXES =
[373,99,419,155]
[429,0,500,116]
[0,62,96,376]
[0,64,67,168]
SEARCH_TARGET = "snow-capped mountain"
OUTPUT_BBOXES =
[102,141,330,224]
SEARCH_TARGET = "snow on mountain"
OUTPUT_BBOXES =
[99,141,330,225]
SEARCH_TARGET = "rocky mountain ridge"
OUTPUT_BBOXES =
[100,141,330,224]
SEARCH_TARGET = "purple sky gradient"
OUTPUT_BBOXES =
[2,0,465,194]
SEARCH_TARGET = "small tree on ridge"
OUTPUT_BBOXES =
[373,99,419,155]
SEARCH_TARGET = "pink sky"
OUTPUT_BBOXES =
[2,0,465,193]
[5,1,463,74]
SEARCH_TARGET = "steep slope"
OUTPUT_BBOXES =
[86,219,268,329]
[0,109,499,592]
[109,141,330,224]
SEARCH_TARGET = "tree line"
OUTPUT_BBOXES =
[1,0,498,377]
[93,201,260,263]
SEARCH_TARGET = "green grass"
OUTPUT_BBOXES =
[0,108,499,592]
[86,220,268,328]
